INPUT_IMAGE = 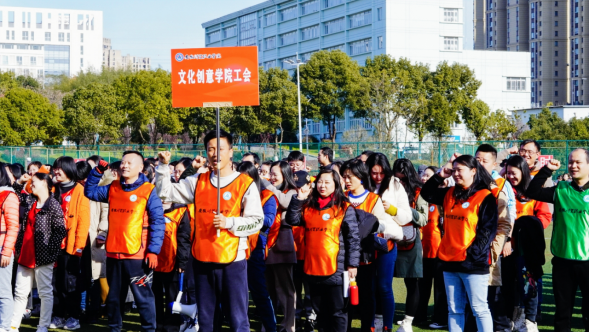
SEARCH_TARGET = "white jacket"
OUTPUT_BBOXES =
[377,177,412,241]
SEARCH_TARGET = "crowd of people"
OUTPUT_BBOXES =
[0,132,587,332]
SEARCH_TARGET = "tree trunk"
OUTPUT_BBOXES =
[331,115,337,142]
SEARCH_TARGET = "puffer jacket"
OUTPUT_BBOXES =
[16,196,67,266]
[0,187,19,257]
[88,170,115,279]
[286,196,360,285]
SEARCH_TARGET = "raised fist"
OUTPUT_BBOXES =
[440,167,453,179]
[192,155,207,169]
[18,173,31,185]
[507,146,519,155]
[158,151,172,165]
[96,160,109,174]
[546,159,561,171]
[449,152,462,164]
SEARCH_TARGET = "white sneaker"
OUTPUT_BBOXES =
[22,309,32,320]
[49,317,65,329]
[519,319,538,332]
[63,318,80,330]
[36,327,48,332]
[374,314,384,332]
[429,322,447,329]
[396,321,413,332]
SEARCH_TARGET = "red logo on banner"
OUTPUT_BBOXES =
[538,155,553,167]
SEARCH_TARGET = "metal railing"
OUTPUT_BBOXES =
[0,140,586,176]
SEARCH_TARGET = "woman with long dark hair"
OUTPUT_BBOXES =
[237,161,279,332]
[260,160,299,332]
[421,155,498,332]
[286,168,360,331]
[11,172,67,332]
[50,156,91,330]
[365,153,412,331]
[391,159,428,331]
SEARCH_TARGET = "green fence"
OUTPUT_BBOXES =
[0,140,587,176]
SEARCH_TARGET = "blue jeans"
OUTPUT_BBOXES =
[0,255,14,330]
[247,246,277,332]
[443,272,493,332]
[374,245,397,329]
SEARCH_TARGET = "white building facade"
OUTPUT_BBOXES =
[0,6,103,80]
[202,0,531,142]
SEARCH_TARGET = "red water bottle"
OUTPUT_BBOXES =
[350,279,359,305]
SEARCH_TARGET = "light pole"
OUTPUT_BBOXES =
[284,53,306,151]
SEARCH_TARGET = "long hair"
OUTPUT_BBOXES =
[53,156,78,182]
[0,163,12,187]
[365,153,393,197]
[340,159,374,192]
[452,155,494,201]
[32,172,54,200]
[392,158,422,204]
[237,161,261,192]
[307,169,349,215]
[9,163,24,181]
[271,161,297,192]
[505,155,531,199]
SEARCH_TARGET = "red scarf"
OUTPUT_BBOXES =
[318,193,334,209]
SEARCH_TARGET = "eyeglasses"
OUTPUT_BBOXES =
[519,149,538,156]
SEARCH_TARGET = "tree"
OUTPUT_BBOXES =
[520,106,589,141]
[15,75,40,89]
[299,50,369,142]
[486,110,518,140]
[0,87,63,145]
[258,67,299,143]
[49,67,134,92]
[462,99,490,141]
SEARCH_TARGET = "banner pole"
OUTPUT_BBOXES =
[216,106,221,238]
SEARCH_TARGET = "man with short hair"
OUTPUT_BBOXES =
[496,139,553,188]
[526,149,589,332]
[318,147,333,170]
[287,151,306,173]
[242,152,260,169]
[155,130,264,332]
[85,151,165,332]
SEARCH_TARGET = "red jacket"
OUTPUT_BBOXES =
[0,190,19,257]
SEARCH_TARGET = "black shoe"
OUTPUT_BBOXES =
[305,319,316,332]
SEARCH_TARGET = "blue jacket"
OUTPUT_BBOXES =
[84,168,166,255]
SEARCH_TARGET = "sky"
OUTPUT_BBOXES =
[0,0,263,71]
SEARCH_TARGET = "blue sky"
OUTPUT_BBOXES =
[1,0,262,70]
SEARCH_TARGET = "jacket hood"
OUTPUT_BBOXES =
[120,173,151,192]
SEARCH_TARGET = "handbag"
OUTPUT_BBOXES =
[397,224,417,251]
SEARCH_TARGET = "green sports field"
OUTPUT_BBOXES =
[19,223,586,331]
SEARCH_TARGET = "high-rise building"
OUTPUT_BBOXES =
[103,37,151,72]
[202,0,531,141]
[474,0,589,106]
[0,6,103,80]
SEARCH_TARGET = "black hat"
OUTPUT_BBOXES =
[293,171,311,188]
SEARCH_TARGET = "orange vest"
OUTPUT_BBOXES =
[192,172,253,263]
[187,203,195,241]
[156,207,186,273]
[266,189,287,258]
[106,181,154,255]
[491,178,506,199]
[302,202,351,276]
[422,204,442,259]
[247,189,277,258]
[293,226,305,260]
[439,188,491,262]
[351,191,380,213]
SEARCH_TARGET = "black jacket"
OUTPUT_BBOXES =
[16,196,67,267]
[286,196,361,285]
[421,174,498,274]
[165,204,192,271]
[513,215,546,280]
[354,209,380,264]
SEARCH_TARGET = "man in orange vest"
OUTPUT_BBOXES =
[85,151,166,332]
[155,130,263,332]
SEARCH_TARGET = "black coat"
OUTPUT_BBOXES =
[513,215,546,280]
[286,196,361,285]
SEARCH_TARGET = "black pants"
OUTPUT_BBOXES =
[552,257,589,332]
[294,260,313,320]
[53,251,82,319]
[416,258,448,324]
[153,270,183,332]
[106,258,156,332]
[309,281,348,332]
[404,278,420,317]
[347,264,375,332]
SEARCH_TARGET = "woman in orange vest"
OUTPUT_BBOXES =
[421,155,498,332]
[391,159,428,332]
[415,166,448,329]
[238,161,279,332]
[286,168,361,332]
[153,199,191,332]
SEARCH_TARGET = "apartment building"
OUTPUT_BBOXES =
[103,37,150,72]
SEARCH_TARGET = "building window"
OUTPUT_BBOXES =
[350,10,372,28]
[11,31,14,40]
[31,56,36,66]
[301,0,320,15]
[207,30,221,43]
[57,32,65,42]
[555,71,558,76]
[239,13,257,46]
[554,41,558,46]
[325,0,344,8]
[377,7,383,21]
[443,37,459,50]
[1,56,7,65]
[281,56,296,69]
[378,36,383,49]
[301,25,319,40]
[324,44,344,52]
[554,11,558,16]
[22,31,28,40]
[44,45,70,76]
[280,31,297,46]
[78,14,84,30]
[444,8,460,22]
[554,31,558,36]
[67,33,70,42]
[264,12,276,26]
[8,11,14,27]
[554,81,558,86]
[36,12,42,28]
[349,38,372,55]
[16,56,22,66]
[554,20,558,26]
[555,61,558,66]
[31,31,34,41]
[45,32,51,41]
[506,77,526,91]
[81,33,84,42]
[280,6,297,21]
[80,45,83,55]
[81,58,83,67]
[223,25,236,38]
[301,51,316,62]
[263,60,275,70]
[324,17,345,34]
[554,91,558,96]
[264,36,276,50]
[64,14,70,29]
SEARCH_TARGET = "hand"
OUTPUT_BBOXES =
[449,152,462,164]
[213,212,227,229]
[440,167,453,178]
[158,151,172,165]
[347,267,358,280]
[177,268,184,273]
[0,255,10,268]
[146,253,158,269]
[306,166,312,172]
[383,200,391,210]
[296,184,311,201]
[502,241,512,257]
[192,155,207,169]
[507,146,519,154]
[546,159,561,171]
[96,160,109,174]
[18,173,31,185]
[96,237,106,247]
